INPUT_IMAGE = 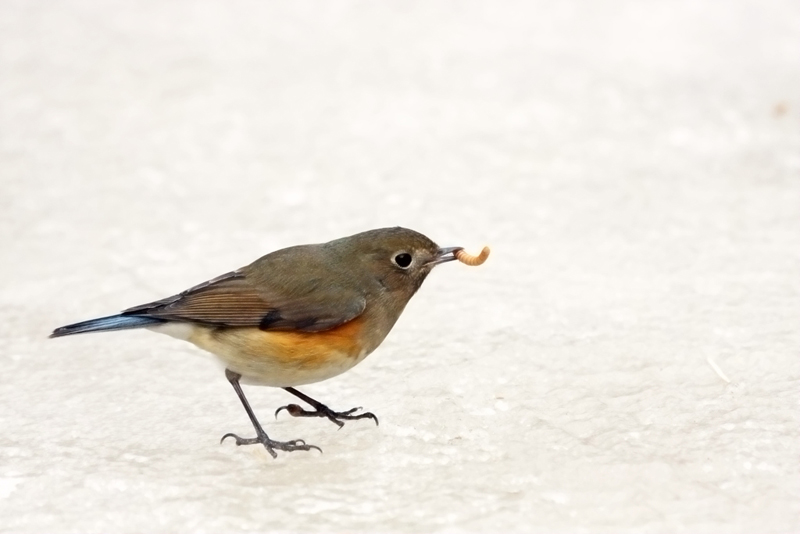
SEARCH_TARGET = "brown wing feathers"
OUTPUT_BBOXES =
[122,271,279,327]
[121,269,366,332]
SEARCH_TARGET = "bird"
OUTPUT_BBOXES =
[50,227,479,457]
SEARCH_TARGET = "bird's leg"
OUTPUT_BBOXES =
[220,369,321,457]
[275,387,379,428]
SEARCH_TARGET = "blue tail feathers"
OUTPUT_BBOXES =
[50,314,166,338]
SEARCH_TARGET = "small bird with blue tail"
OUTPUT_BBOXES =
[51,227,486,458]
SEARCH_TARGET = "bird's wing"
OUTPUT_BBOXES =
[121,270,366,332]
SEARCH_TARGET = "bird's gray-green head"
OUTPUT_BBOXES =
[328,227,462,296]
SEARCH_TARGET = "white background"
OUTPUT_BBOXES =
[1,1,798,532]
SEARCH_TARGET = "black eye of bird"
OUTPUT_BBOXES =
[394,253,412,268]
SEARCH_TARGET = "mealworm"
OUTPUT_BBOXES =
[455,246,490,266]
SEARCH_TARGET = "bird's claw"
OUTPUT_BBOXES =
[274,403,379,428]
[220,431,322,457]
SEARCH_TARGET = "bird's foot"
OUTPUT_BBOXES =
[275,403,379,428]
[220,429,321,458]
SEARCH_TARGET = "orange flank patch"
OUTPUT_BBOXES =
[235,315,367,364]
[187,315,371,386]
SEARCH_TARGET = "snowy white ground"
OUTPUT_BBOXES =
[1,1,798,532]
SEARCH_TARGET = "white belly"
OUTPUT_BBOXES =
[148,322,372,387]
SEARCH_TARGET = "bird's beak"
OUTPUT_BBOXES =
[428,246,463,266]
